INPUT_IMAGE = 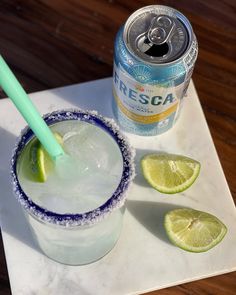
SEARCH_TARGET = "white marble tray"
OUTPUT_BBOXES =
[0,78,235,295]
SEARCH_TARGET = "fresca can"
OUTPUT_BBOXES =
[112,5,198,136]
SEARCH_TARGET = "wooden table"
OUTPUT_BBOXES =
[0,1,235,294]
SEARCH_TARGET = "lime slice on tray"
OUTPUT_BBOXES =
[30,132,63,182]
[164,208,227,252]
[141,153,201,194]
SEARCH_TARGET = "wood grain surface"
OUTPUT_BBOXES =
[0,0,235,294]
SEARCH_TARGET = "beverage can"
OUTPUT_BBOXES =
[113,5,198,135]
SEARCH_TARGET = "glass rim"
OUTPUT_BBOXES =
[11,109,135,227]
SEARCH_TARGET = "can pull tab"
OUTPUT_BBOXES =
[147,15,174,45]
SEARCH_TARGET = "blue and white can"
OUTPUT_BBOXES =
[113,5,198,136]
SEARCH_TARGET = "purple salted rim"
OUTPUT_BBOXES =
[11,109,135,227]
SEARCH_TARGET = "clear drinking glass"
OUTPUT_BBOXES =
[11,110,134,265]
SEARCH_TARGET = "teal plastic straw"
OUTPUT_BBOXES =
[0,55,64,160]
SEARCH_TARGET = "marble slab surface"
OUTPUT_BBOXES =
[0,78,236,295]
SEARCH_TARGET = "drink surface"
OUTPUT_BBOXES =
[17,120,123,214]
[113,5,198,136]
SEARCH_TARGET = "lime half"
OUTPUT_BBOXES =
[141,153,201,194]
[164,208,227,252]
[30,132,63,182]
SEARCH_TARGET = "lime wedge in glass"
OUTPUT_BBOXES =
[30,132,63,182]
[164,208,227,252]
[141,153,201,194]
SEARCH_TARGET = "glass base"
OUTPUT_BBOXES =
[27,207,124,265]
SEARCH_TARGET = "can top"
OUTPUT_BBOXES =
[124,5,193,64]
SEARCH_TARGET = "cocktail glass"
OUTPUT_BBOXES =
[11,109,134,265]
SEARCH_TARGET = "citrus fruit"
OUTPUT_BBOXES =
[164,208,227,252]
[141,153,200,194]
[30,132,63,182]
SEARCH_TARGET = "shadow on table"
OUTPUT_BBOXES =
[127,200,189,245]
[0,127,41,254]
